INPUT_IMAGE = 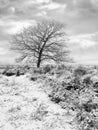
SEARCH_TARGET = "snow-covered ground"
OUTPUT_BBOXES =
[0,75,76,130]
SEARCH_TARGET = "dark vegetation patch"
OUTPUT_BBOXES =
[1,65,30,77]
[39,64,98,130]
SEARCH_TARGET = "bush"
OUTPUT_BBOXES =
[41,64,98,130]
[2,70,16,76]
[76,101,98,130]
[30,75,38,81]
[74,66,87,77]
[33,68,43,74]
[56,64,66,70]
[43,65,52,74]
[82,75,92,85]
[93,82,98,89]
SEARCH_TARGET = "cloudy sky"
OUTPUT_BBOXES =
[0,0,98,65]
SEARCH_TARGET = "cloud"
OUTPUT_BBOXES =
[0,47,8,55]
[36,11,47,17]
[0,0,37,18]
[69,32,98,64]
[5,20,36,34]
[0,0,98,64]
[74,0,98,12]
[0,0,66,20]
[43,0,98,35]
[39,1,66,10]
[0,0,9,8]
[69,33,97,49]
[35,0,50,3]
[0,0,66,36]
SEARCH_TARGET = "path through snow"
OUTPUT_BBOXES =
[0,75,76,130]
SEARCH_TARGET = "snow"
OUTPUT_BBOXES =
[0,75,76,130]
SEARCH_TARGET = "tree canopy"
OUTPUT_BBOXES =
[11,19,71,67]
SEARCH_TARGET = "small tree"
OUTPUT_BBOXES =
[11,19,70,68]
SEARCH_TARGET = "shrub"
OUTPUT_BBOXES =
[83,75,92,85]
[42,64,98,130]
[93,82,98,89]
[56,64,66,70]
[2,70,15,76]
[43,64,52,74]
[33,68,43,74]
[74,66,87,77]
[76,101,98,130]
[30,75,38,81]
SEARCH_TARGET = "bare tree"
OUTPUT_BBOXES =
[11,19,70,68]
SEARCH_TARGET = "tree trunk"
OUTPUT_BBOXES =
[37,45,45,68]
[37,59,41,68]
[37,53,41,68]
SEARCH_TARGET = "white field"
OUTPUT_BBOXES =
[0,74,76,130]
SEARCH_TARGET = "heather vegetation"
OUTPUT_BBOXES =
[0,64,98,130]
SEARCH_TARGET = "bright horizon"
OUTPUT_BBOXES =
[0,0,98,65]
